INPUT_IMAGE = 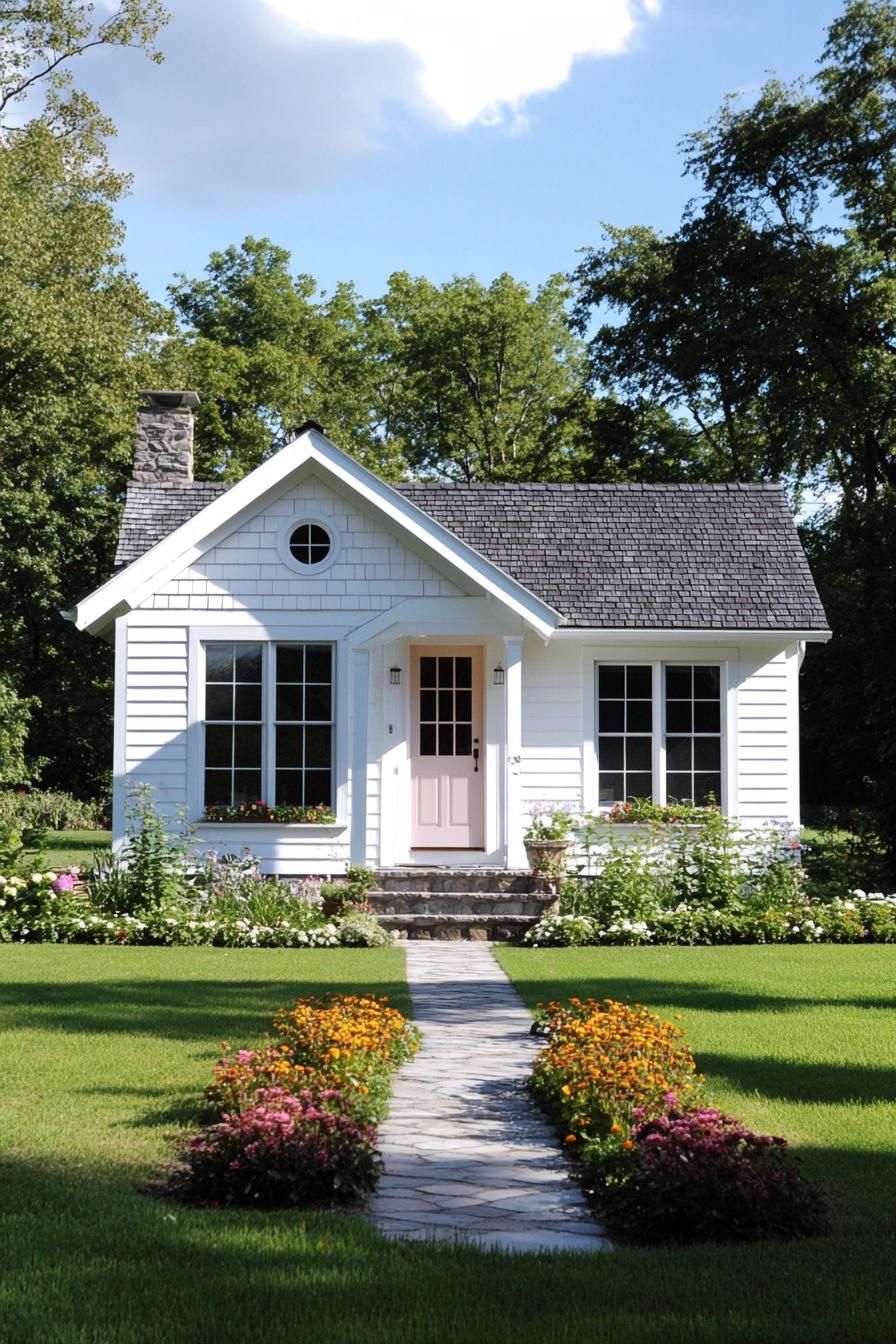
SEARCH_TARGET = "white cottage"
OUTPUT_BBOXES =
[71,392,830,878]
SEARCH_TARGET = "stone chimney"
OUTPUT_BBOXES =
[133,390,200,484]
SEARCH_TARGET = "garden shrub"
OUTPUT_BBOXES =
[802,827,893,899]
[337,911,392,947]
[170,1087,381,1208]
[88,786,192,913]
[0,789,108,831]
[597,1107,829,1244]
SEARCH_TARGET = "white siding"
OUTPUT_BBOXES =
[520,638,584,814]
[735,646,799,823]
[123,623,189,820]
[138,474,464,613]
[191,824,350,877]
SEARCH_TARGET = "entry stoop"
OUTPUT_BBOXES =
[369,869,557,941]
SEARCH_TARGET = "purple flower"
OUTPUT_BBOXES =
[52,873,76,894]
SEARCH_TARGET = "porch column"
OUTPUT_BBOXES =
[503,635,525,868]
[350,649,370,867]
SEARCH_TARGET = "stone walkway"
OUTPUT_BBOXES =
[368,942,611,1253]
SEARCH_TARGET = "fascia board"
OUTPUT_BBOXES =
[73,429,560,640]
[548,627,832,643]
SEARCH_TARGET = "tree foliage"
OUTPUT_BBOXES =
[0,2,170,796]
[169,250,594,484]
[573,0,896,504]
[369,270,585,482]
[166,238,398,480]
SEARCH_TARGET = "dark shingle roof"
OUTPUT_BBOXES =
[114,479,827,631]
[395,482,827,630]
[114,481,230,568]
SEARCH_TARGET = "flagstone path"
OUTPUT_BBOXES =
[368,941,611,1253]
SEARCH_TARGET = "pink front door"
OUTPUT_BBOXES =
[410,646,485,849]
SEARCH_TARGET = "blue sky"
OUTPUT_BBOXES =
[87,0,845,303]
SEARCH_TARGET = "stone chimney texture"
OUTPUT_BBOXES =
[133,390,200,484]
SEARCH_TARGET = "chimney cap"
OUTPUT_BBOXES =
[139,389,200,411]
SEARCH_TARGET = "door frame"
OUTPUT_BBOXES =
[409,643,485,850]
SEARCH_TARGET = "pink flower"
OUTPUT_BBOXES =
[52,873,75,894]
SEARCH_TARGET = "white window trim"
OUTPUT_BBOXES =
[277,514,341,576]
[585,653,735,814]
[188,628,347,822]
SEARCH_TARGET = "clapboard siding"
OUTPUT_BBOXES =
[123,623,189,821]
[735,647,797,822]
[520,640,584,811]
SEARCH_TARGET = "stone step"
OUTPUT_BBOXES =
[374,868,549,895]
[378,913,539,942]
[368,890,555,918]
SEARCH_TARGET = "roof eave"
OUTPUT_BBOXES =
[548,626,832,642]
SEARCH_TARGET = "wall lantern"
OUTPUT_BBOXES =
[493,663,505,686]
[390,667,402,685]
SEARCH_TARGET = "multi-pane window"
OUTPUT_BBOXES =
[595,662,723,808]
[597,664,653,804]
[203,642,333,809]
[275,644,333,807]
[418,655,473,757]
[665,665,722,805]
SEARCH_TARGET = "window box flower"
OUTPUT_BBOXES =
[202,801,337,825]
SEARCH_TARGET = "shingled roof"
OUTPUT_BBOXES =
[114,479,827,631]
[114,481,230,568]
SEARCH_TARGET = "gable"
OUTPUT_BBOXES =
[72,429,560,638]
[138,473,467,613]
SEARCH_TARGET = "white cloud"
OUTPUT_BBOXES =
[81,0,659,204]
[264,0,661,128]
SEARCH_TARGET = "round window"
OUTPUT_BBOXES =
[288,522,331,566]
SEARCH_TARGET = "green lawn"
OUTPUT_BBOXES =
[42,828,112,868]
[1,945,894,1344]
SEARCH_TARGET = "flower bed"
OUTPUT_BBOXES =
[165,993,420,1208]
[530,997,828,1244]
[525,894,896,947]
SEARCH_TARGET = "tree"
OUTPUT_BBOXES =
[572,0,896,505]
[167,238,403,481]
[0,2,171,797]
[371,270,586,482]
[169,251,598,485]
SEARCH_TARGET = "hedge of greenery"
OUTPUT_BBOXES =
[525,812,896,946]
